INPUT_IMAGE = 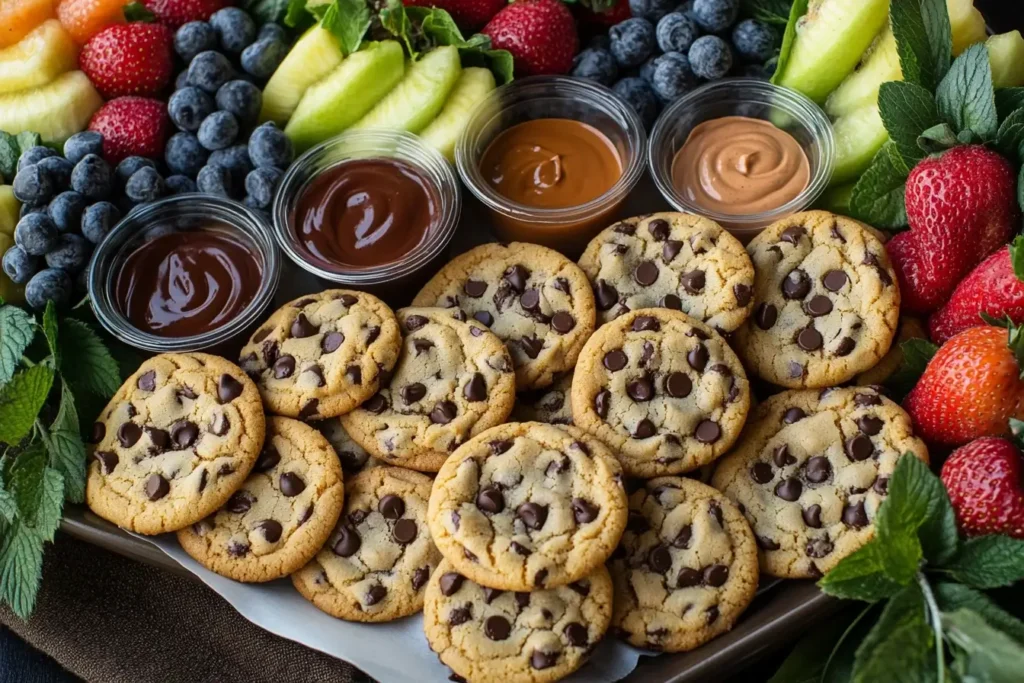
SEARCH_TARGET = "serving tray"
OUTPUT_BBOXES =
[61,178,842,682]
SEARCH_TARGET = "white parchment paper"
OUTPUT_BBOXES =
[139,534,651,682]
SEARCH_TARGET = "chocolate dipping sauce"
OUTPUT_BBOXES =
[294,157,440,270]
[115,228,262,338]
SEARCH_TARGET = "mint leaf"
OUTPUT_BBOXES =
[769,0,808,84]
[0,365,54,446]
[0,466,17,524]
[284,0,314,28]
[916,122,958,154]
[122,1,156,21]
[819,539,905,601]
[315,0,370,56]
[996,107,1024,161]
[741,0,793,26]
[933,582,1024,643]
[936,43,998,140]
[849,141,909,229]
[0,304,35,386]
[15,132,41,154]
[890,0,952,90]
[380,1,416,58]
[851,583,935,683]
[942,536,1024,588]
[41,384,85,506]
[41,302,58,367]
[411,6,466,45]
[944,609,1024,680]
[0,132,19,182]
[878,80,940,168]
[0,518,45,618]
[878,453,959,567]
[885,338,939,402]
[246,0,290,24]
[28,467,62,544]
[58,319,119,400]
[458,41,514,86]
[9,443,46,524]
[996,88,1024,120]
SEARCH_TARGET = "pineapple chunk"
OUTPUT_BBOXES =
[947,0,986,56]
[0,20,78,95]
[987,31,1024,88]
[0,70,102,144]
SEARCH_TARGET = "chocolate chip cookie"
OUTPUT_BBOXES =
[412,242,597,391]
[570,309,750,478]
[339,307,517,473]
[428,422,627,591]
[86,353,264,535]
[317,417,385,474]
[610,477,758,652]
[424,559,612,683]
[578,213,755,332]
[239,290,402,420]
[710,387,928,578]
[177,417,344,582]
[733,211,900,389]
[511,371,574,426]
[292,466,441,622]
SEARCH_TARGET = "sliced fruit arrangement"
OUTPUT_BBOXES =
[420,66,497,160]
[0,71,103,144]
[259,24,342,126]
[0,19,79,95]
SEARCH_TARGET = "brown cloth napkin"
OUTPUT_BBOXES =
[0,533,372,683]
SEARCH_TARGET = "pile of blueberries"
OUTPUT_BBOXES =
[167,8,294,210]
[573,0,777,127]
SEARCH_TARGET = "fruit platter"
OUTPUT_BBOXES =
[1,0,1023,681]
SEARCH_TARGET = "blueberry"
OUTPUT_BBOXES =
[609,18,657,68]
[657,12,700,53]
[732,19,776,63]
[81,201,121,244]
[175,69,190,91]
[17,146,57,173]
[125,167,166,203]
[197,110,239,151]
[676,0,696,15]
[175,21,217,63]
[613,76,660,129]
[216,80,262,128]
[242,194,270,221]
[571,48,619,86]
[165,174,198,195]
[691,0,738,33]
[247,123,293,169]
[24,268,72,310]
[210,8,257,54]
[63,132,104,165]
[19,203,46,218]
[44,233,91,274]
[257,22,287,42]
[14,212,58,256]
[207,144,252,186]
[627,0,675,21]
[165,132,209,177]
[196,164,233,197]
[70,154,113,200]
[36,156,74,191]
[48,191,87,233]
[688,34,733,79]
[639,56,659,83]
[187,51,235,94]
[240,37,287,79]
[169,86,216,132]
[651,52,697,102]
[13,164,54,204]
[244,166,283,209]
[2,246,39,285]
[115,156,158,188]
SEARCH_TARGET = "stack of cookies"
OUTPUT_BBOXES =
[84,209,928,683]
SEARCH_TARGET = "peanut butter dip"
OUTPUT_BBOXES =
[671,116,810,216]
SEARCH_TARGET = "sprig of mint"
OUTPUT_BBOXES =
[771,455,1024,683]
[0,131,42,184]
[0,299,120,617]
[849,0,1024,226]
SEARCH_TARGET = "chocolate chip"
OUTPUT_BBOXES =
[289,313,317,338]
[306,365,325,387]
[751,462,774,484]
[823,270,848,292]
[805,295,833,317]
[392,518,418,544]
[709,501,724,526]
[789,361,805,378]
[863,252,893,286]
[546,456,570,476]
[363,394,388,414]
[117,422,141,448]
[430,401,457,424]
[517,502,548,530]
[634,261,659,286]
[490,439,513,455]
[856,416,884,436]
[531,651,558,670]
[846,435,874,461]
[298,504,313,526]
[572,498,599,523]
[780,226,805,244]
[378,494,405,519]
[563,622,589,647]
[336,293,358,306]
[627,377,654,402]
[634,419,656,438]
[782,270,810,299]
[320,331,344,354]
[834,337,856,356]
[534,569,549,587]
[298,399,319,420]
[695,420,720,443]
[855,392,883,407]
[648,218,669,241]
[520,289,540,312]
[733,283,752,307]
[280,472,305,497]
[806,537,833,558]
[510,541,532,556]
[476,486,505,513]
[797,327,823,351]
[704,564,729,587]
[464,373,487,402]
[412,567,430,590]
[874,476,890,495]
[773,445,796,467]
[662,240,682,263]
[254,446,280,472]
[256,519,282,543]
[632,315,660,332]
[842,501,869,528]
[217,374,243,403]
[261,340,279,366]
[349,509,368,525]
[802,504,822,528]
[603,349,627,371]
[687,344,708,371]
[400,316,427,333]
[145,474,169,501]
[137,370,156,391]
[755,303,778,329]
[648,544,672,573]
[365,326,381,344]
[167,420,197,449]
[272,354,295,379]
[227,540,249,557]
[519,336,543,359]
[464,280,487,297]
[706,606,720,624]
[93,451,118,474]
[659,373,692,400]
[774,478,802,501]
[401,382,426,405]
[594,389,610,418]
[90,422,106,445]
[677,270,705,295]
[595,280,618,311]
[226,490,254,513]
[503,264,529,292]
[365,584,387,606]
[551,312,575,333]
[480,615,511,641]
[805,456,832,483]
[333,527,360,556]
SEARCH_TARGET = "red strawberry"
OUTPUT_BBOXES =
[482,0,579,76]
[88,97,170,164]
[930,237,1024,344]
[80,23,173,99]
[143,0,227,27]
[941,436,1024,538]
[403,0,506,31]
[905,324,1024,446]
[891,145,1019,315]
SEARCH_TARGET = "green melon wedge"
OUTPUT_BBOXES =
[285,41,405,153]
[825,23,900,119]
[351,45,462,134]
[420,67,496,161]
[830,104,890,186]
[261,26,343,126]
[0,71,102,144]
